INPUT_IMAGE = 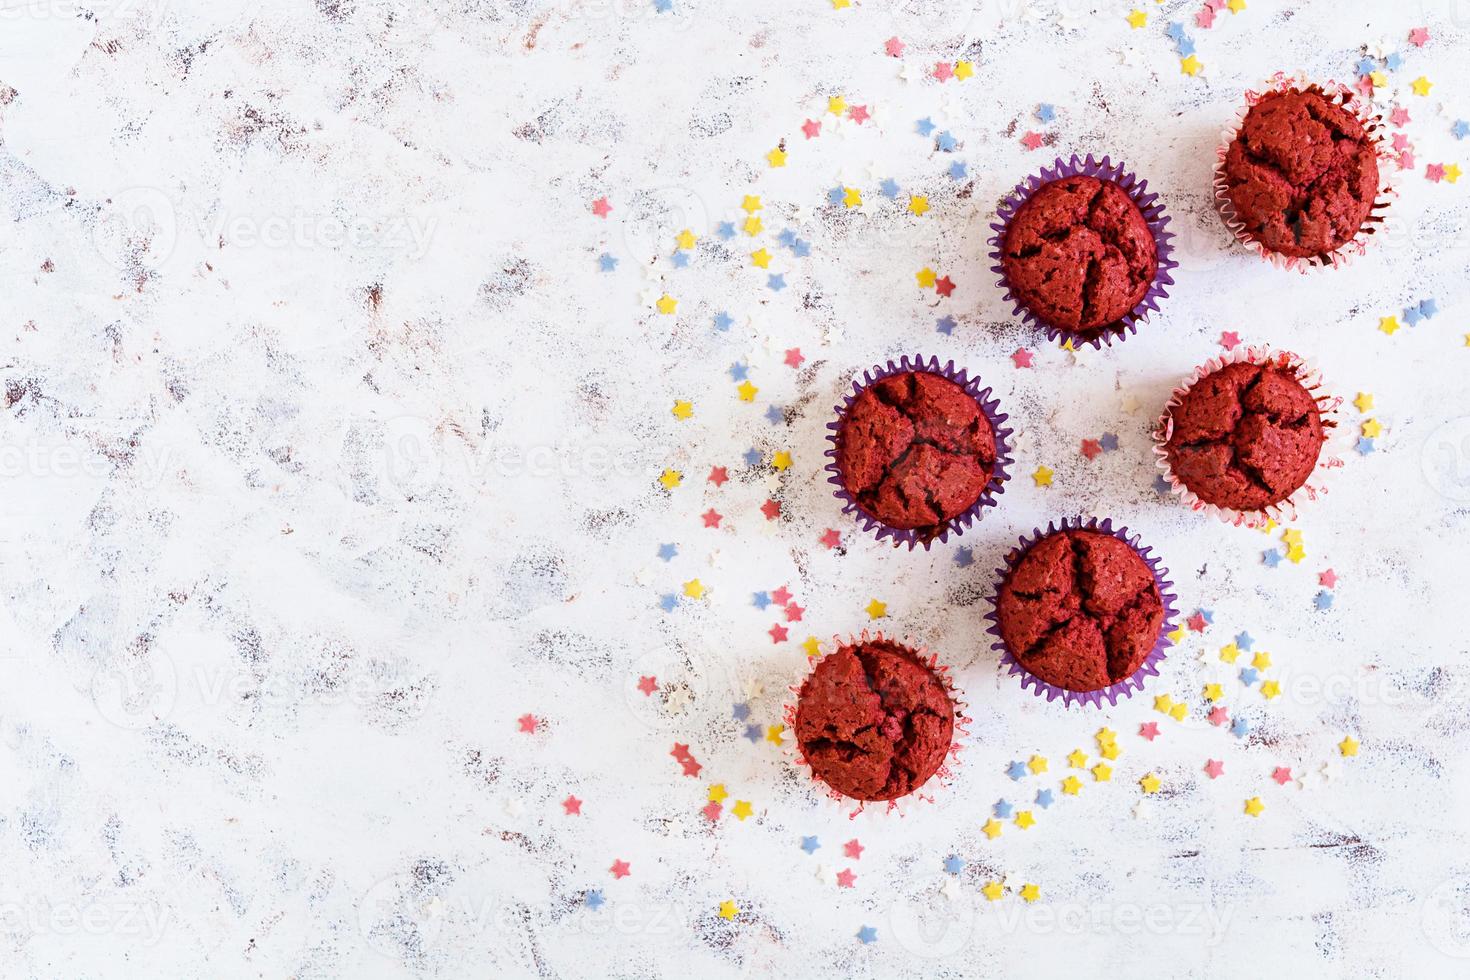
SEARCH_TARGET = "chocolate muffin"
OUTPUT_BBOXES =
[835,370,998,541]
[1000,175,1158,338]
[1163,360,1325,512]
[996,529,1165,693]
[793,638,956,802]
[1222,88,1379,259]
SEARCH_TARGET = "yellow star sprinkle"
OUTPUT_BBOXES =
[741,195,762,214]
[1244,796,1265,817]
[842,187,861,209]
[1095,727,1116,746]
[1153,694,1175,714]
[675,229,696,250]
[1281,528,1302,546]
[656,294,678,315]
[1061,775,1083,796]
[954,60,974,80]
[1140,773,1161,794]
[708,784,728,803]
[1446,164,1462,184]
[1028,755,1048,775]
[1339,735,1359,757]
[736,380,758,402]
[1032,465,1054,487]
[916,267,937,288]
[1362,419,1382,438]
[1411,76,1433,96]
[1252,651,1272,670]
[750,248,772,269]
[1353,392,1374,412]
[1169,703,1187,722]
[1260,679,1281,700]
[659,469,682,490]
[1204,683,1224,702]
[1181,55,1202,77]
[1219,643,1240,664]
[828,95,847,116]
[672,400,693,420]
[1285,544,1305,564]
[1092,763,1112,782]
[831,0,850,7]
[1099,742,1120,760]
[1126,9,1147,28]
[1167,625,1186,645]
[1014,810,1036,829]
[1019,883,1040,903]
[982,819,1003,840]
[719,900,739,920]
[908,195,930,216]
[1067,749,1088,769]
[1259,518,1278,535]
[865,598,887,620]
[1369,71,1387,89]
[683,579,705,600]
[743,215,763,236]
[772,450,792,471]
[764,725,784,745]
[765,147,787,168]
[732,800,753,820]
[982,881,1004,901]
[800,636,821,658]
[1226,0,1245,11]
[1379,316,1401,335]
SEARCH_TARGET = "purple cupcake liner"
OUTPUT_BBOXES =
[983,516,1178,709]
[987,154,1177,350]
[823,354,1013,552]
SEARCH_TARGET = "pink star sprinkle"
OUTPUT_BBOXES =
[801,118,822,139]
[785,602,805,622]
[1203,759,1224,779]
[760,499,781,520]
[1011,348,1034,369]
[1219,330,1241,349]
[637,676,658,696]
[884,36,905,58]
[680,757,702,777]
[1208,706,1230,727]
[1272,767,1293,786]
[1390,106,1410,127]
[518,713,539,733]
[1319,569,1338,588]
[1139,722,1161,741]
[563,795,583,815]
[844,839,864,859]
[933,61,953,82]
[1187,612,1208,632]
[702,509,722,528]
[1391,132,1411,152]
[701,801,721,821]
[591,197,612,218]
[1080,439,1102,460]
[707,466,728,487]
[848,105,870,125]
[784,347,805,368]
[819,528,842,549]
[769,623,789,643]
[1398,151,1416,171]
[1021,131,1044,151]
[610,860,631,879]
[836,869,857,888]
[1427,163,1446,182]
[1195,7,1215,28]
[1409,26,1429,47]
[771,586,793,605]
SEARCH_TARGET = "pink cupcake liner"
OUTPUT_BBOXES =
[1153,345,1343,528]
[782,630,969,818]
[987,153,1177,349]
[1213,74,1394,272]
[824,354,1013,551]
[983,517,1178,709]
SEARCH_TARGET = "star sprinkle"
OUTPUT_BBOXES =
[1209,706,1229,727]
[1126,9,1147,28]
[766,147,787,168]
[915,117,936,137]
[993,799,1014,819]
[1139,722,1160,741]
[1203,759,1224,779]
[856,925,877,944]
[1140,773,1161,794]
[935,131,957,152]
[1067,749,1088,769]
[1035,788,1055,808]
[1339,735,1359,757]
[1236,631,1254,651]
[637,675,658,696]
[736,380,758,402]
[1028,755,1049,775]
[916,267,937,288]
[683,578,705,600]
[865,598,887,620]
[743,216,763,236]
[585,889,605,909]
[1012,348,1034,368]
[884,36,904,57]
[1355,437,1375,456]
[1021,131,1045,150]
[518,713,539,733]
[1244,797,1265,817]
[718,900,738,920]
[843,839,864,860]
[1180,55,1202,77]
[1262,549,1282,568]
[1092,763,1112,782]
[656,294,677,315]
[1410,26,1430,46]
[935,275,956,297]
[819,528,842,550]
[1231,717,1249,739]
[801,836,821,854]
[591,197,612,218]
[713,311,734,332]
[1411,76,1433,96]
[1061,775,1083,796]
[1454,120,1470,140]
[731,800,754,820]
[671,400,693,421]
[768,623,787,643]
[1032,465,1054,487]
[1019,884,1040,903]
[764,725,785,746]
[1204,683,1223,701]
[800,636,821,658]
[1014,810,1036,830]
[981,819,1003,840]
[598,253,618,272]
[1445,165,1462,184]
[563,794,582,814]
[610,859,631,879]
[944,855,964,874]
[982,881,1004,901]
[932,61,953,82]
[1260,679,1281,699]
[936,315,956,335]
[954,546,973,567]
[908,195,930,216]
[1037,103,1056,123]
[1006,761,1028,781]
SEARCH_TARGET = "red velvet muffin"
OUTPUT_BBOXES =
[1163,361,1325,512]
[1221,88,1379,259]
[999,175,1158,338]
[793,638,956,802]
[996,530,1165,693]
[834,370,997,541]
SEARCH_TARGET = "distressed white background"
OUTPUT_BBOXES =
[2,0,1470,976]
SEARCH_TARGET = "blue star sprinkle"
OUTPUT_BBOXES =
[1037,103,1056,123]
[777,229,797,248]
[1453,120,1470,140]
[728,362,748,382]
[767,273,786,292]
[598,253,618,271]
[586,889,605,909]
[936,315,956,335]
[1153,474,1172,495]
[1385,51,1404,70]
[670,250,689,268]
[716,221,736,240]
[949,161,968,180]
[652,0,672,11]
[801,835,821,854]
[1314,591,1334,610]
[1166,21,1187,42]
[765,404,785,425]
[1231,717,1250,739]
[1355,437,1375,456]
[936,130,957,152]
[1035,788,1054,809]
[1006,761,1028,781]
[1419,297,1438,319]
[1235,631,1255,651]
[827,186,846,205]
[752,591,771,610]
[1239,668,1259,686]
[954,545,974,567]
[792,239,811,258]
[657,543,678,561]
[993,799,1014,818]
[714,311,733,332]
[743,448,762,467]
[732,702,750,721]
[944,856,964,874]
[1177,37,1195,56]
[879,177,900,199]
[1262,549,1282,568]
[1403,305,1423,327]
[857,925,878,945]
[916,117,936,136]
[1355,56,1376,76]
[1099,432,1119,452]
[658,594,678,612]
[743,723,763,743]
[1198,608,1214,624]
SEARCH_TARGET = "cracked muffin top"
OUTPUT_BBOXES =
[835,370,998,542]
[1000,175,1158,337]
[793,639,956,802]
[1222,88,1379,259]
[1163,361,1326,512]
[996,529,1165,693]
